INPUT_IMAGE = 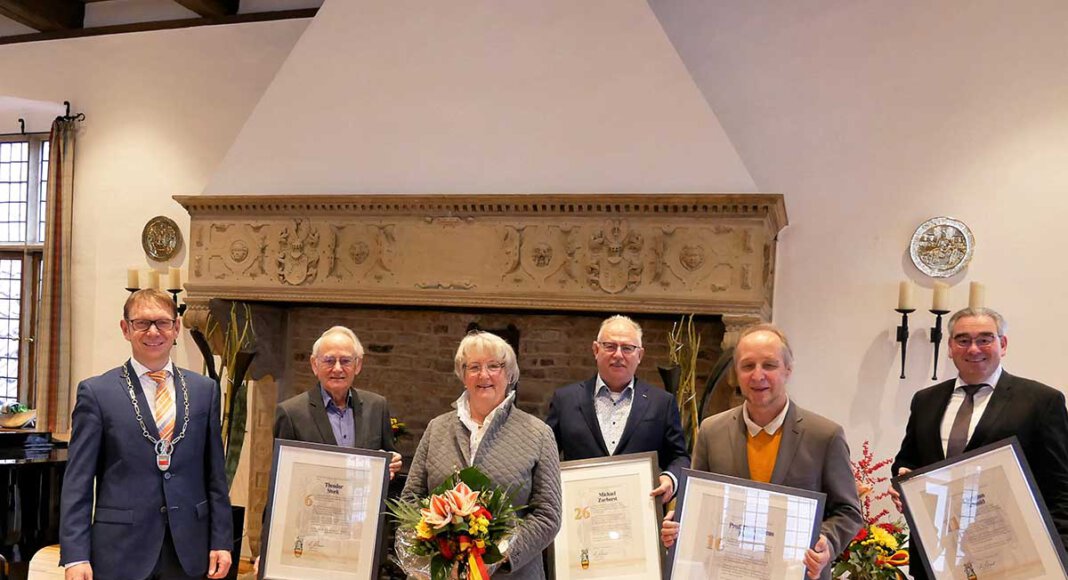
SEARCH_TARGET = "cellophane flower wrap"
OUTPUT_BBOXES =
[389,466,519,580]
[833,440,910,579]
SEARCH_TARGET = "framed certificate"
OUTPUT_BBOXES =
[553,451,664,580]
[668,469,825,580]
[894,437,1068,580]
[259,440,391,580]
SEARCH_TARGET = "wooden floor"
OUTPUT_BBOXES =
[27,549,258,580]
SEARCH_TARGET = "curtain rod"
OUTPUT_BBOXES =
[0,101,85,137]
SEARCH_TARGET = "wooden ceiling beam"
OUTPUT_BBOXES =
[173,0,238,18]
[0,0,84,32]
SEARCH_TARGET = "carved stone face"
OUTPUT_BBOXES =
[680,245,704,271]
[229,240,249,263]
[532,243,553,267]
[349,241,370,265]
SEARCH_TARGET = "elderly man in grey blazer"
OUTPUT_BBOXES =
[274,325,401,475]
[661,323,862,580]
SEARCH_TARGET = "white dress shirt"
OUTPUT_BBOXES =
[742,399,791,437]
[128,357,175,417]
[939,365,1002,456]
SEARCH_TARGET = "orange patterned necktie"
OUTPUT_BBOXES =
[148,370,175,441]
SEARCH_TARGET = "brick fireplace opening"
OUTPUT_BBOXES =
[277,304,725,456]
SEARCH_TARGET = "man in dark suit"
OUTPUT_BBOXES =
[892,307,1068,579]
[274,325,401,476]
[546,315,690,503]
[61,289,232,580]
[660,323,861,580]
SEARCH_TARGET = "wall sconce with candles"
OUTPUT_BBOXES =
[895,281,916,379]
[896,280,986,380]
[929,282,950,380]
[126,266,187,316]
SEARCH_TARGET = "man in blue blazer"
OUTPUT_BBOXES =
[546,315,690,503]
[61,289,232,580]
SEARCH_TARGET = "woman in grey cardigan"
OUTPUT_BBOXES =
[401,331,561,579]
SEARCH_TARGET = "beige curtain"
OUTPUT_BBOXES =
[34,117,76,433]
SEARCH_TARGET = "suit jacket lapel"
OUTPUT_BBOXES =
[124,360,162,440]
[969,371,1015,450]
[729,410,751,479]
[771,404,801,485]
[349,388,365,446]
[615,381,651,453]
[308,386,338,445]
[926,381,956,462]
[579,377,610,456]
[171,364,188,442]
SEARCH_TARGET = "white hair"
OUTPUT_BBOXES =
[311,326,365,358]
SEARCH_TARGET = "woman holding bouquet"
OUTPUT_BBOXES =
[401,331,562,579]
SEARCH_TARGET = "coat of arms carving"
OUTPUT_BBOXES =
[587,220,643,294]
[277,220,320,285]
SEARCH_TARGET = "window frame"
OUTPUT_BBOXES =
[0,132,49,404]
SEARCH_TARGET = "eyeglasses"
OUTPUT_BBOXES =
[464,362,505,376]
[319,356,357,369]
[126,319,177,332]
[598,341,642,355]
[951,334,1000,349]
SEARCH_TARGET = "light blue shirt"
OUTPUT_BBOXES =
[320,385,355,448]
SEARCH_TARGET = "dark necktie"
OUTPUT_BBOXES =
[946,384,984,458]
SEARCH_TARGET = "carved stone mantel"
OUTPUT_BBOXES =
[175,194,788,326]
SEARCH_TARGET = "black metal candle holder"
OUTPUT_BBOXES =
[895,308,916,379]
[167,288,188,316]
[929,309,950,380]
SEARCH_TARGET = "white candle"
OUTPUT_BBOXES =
[168,267,181,290]
[969,281,985,309]
[147,270,161,291]
[127,268,140,289]
[932,282,949,311]
[898,281,914,310]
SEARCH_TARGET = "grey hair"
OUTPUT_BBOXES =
[311,326,365,359]
[454,331,520,385]
[948,307,1008,337]
[597,314,643,346]
[736,323,794,368]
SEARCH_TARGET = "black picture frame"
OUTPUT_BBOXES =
[893,436,1068,580]
[553,451,665,580]
[667,468,826,580]
[259,439,392,580]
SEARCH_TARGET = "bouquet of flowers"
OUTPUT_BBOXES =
[388,467,519,580]
[833,440,910,579]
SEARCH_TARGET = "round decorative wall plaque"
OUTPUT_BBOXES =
[909,216,974,278]
[141,216,182,261]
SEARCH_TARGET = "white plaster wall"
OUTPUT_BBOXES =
[206,0,755,194]
[0,20,308,389]
[649,0,1068,461]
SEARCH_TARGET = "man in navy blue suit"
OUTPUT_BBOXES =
[546,315,690,503]
[61,289,232,580]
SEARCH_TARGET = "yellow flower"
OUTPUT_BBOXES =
[862,525,899,551]
[468,514,490,536]
[415,519,433,539]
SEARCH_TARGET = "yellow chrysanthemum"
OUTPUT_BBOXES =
[415,519,433,539]
[861,525,899,551]
[468,514,490,536]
